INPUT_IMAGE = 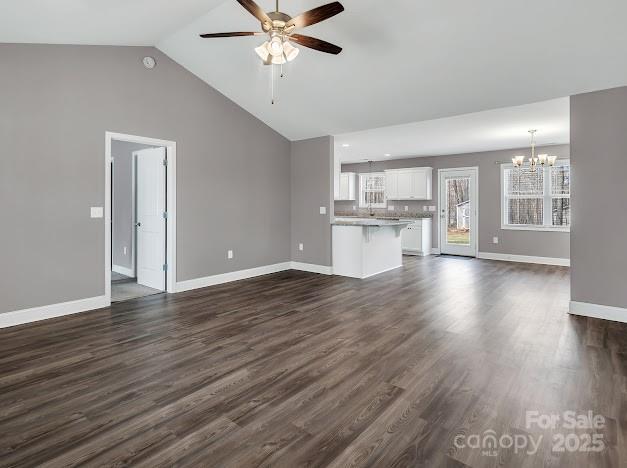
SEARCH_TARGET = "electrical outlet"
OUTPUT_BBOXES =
[227,250,233,259]
[352,205,356,211]
[319,206,327,215]
[423,205,428,211]
[493,236,499,244]
[123,246,127,256]
[90,207,104,218]
[429,206,436,212]
[299,243,304,251]
[387,205,395,211]
[404,206,409,211]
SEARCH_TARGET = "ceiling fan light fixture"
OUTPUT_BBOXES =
[268,36,284,57]
[283,41,299,62]
[271,55,287,65]
[255,42,271,62]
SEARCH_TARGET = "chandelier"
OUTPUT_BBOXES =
[512,130,557,171]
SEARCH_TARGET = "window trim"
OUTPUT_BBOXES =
[358,172,387,208]
[500,160,570,232]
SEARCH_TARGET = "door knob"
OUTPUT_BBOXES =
[135,222,141,227]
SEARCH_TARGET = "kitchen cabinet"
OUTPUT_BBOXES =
[385,167,432,200]
[336,172,356,200]
[401,218,432,256]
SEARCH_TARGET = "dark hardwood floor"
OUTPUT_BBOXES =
[1,256,626,467]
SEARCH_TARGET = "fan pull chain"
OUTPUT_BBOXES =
[271,63,275,104]
[281,50,288,78]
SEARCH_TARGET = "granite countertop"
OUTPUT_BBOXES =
[332,218,413,227]
[334,212,433,220]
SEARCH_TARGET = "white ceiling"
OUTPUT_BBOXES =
[2,1,627,142]
[157,0,627,140]
[334,98,570,163]
[0,0,223,45]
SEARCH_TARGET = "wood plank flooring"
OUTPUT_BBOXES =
[1,256,626,467]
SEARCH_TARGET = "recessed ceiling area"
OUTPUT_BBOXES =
[2,1,627,141]
[335,98,570,163]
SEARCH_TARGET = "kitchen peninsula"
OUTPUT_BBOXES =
[332,218,411,279]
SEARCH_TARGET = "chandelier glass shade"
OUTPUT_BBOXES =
[512,130,557,171]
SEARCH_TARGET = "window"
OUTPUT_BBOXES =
[359,172,386,208]
[501,161,570,231]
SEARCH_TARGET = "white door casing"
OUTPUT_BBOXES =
[136,147,166,290]
[438,167,478,257]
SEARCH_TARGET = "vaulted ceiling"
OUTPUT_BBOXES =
[2,0,627,141]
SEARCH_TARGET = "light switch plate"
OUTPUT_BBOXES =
[319,206,327,215]
[493,237,499,244]
[388,205,395,211]
[429,206,436,212]
[227,250,233,259]
[299,243,304,251]
[90,207,104,218]
[352,205,356,211]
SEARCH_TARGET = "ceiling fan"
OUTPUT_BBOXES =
[199,0,344,65]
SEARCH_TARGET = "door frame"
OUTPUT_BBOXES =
[110,150,138,278]
[437,167,479,257]
[130,150,139,277]
[105,132,177,306]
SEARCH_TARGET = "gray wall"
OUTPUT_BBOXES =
[571,86,627,309]
[290,136,333,267]
[111,140,156,272]
[338,144,571,259]
[0,43,291,314]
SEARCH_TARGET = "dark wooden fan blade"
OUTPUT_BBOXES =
[286,2,344,29]
[290,34,342,54]
[236,0,272,24]
[200,32,264,38]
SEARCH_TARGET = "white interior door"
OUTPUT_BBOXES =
[136,147,166,290]
[439,168,478,257]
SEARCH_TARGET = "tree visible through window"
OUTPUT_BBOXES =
[502,161,570,229]
[446,178,470,245]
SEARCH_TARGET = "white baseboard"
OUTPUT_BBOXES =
[0,295,108,329]
[112,264,134,277]
[2,260,335,327]
[477,252,570,266]
[569,301,627,324]
[290,262,334,275]
[431,248,441,255]
[175,261,335,293]
[176,262,292,293]
[362,264,403,279]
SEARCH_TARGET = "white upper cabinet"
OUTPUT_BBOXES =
[385,167,432,200]
[385,171,398,200]
[336,172,356,200]
[397,170,412,199]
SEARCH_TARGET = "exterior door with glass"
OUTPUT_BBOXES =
[439,168,478,257]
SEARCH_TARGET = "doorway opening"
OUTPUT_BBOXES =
[438,167,478,257]
[105,132,177,306]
